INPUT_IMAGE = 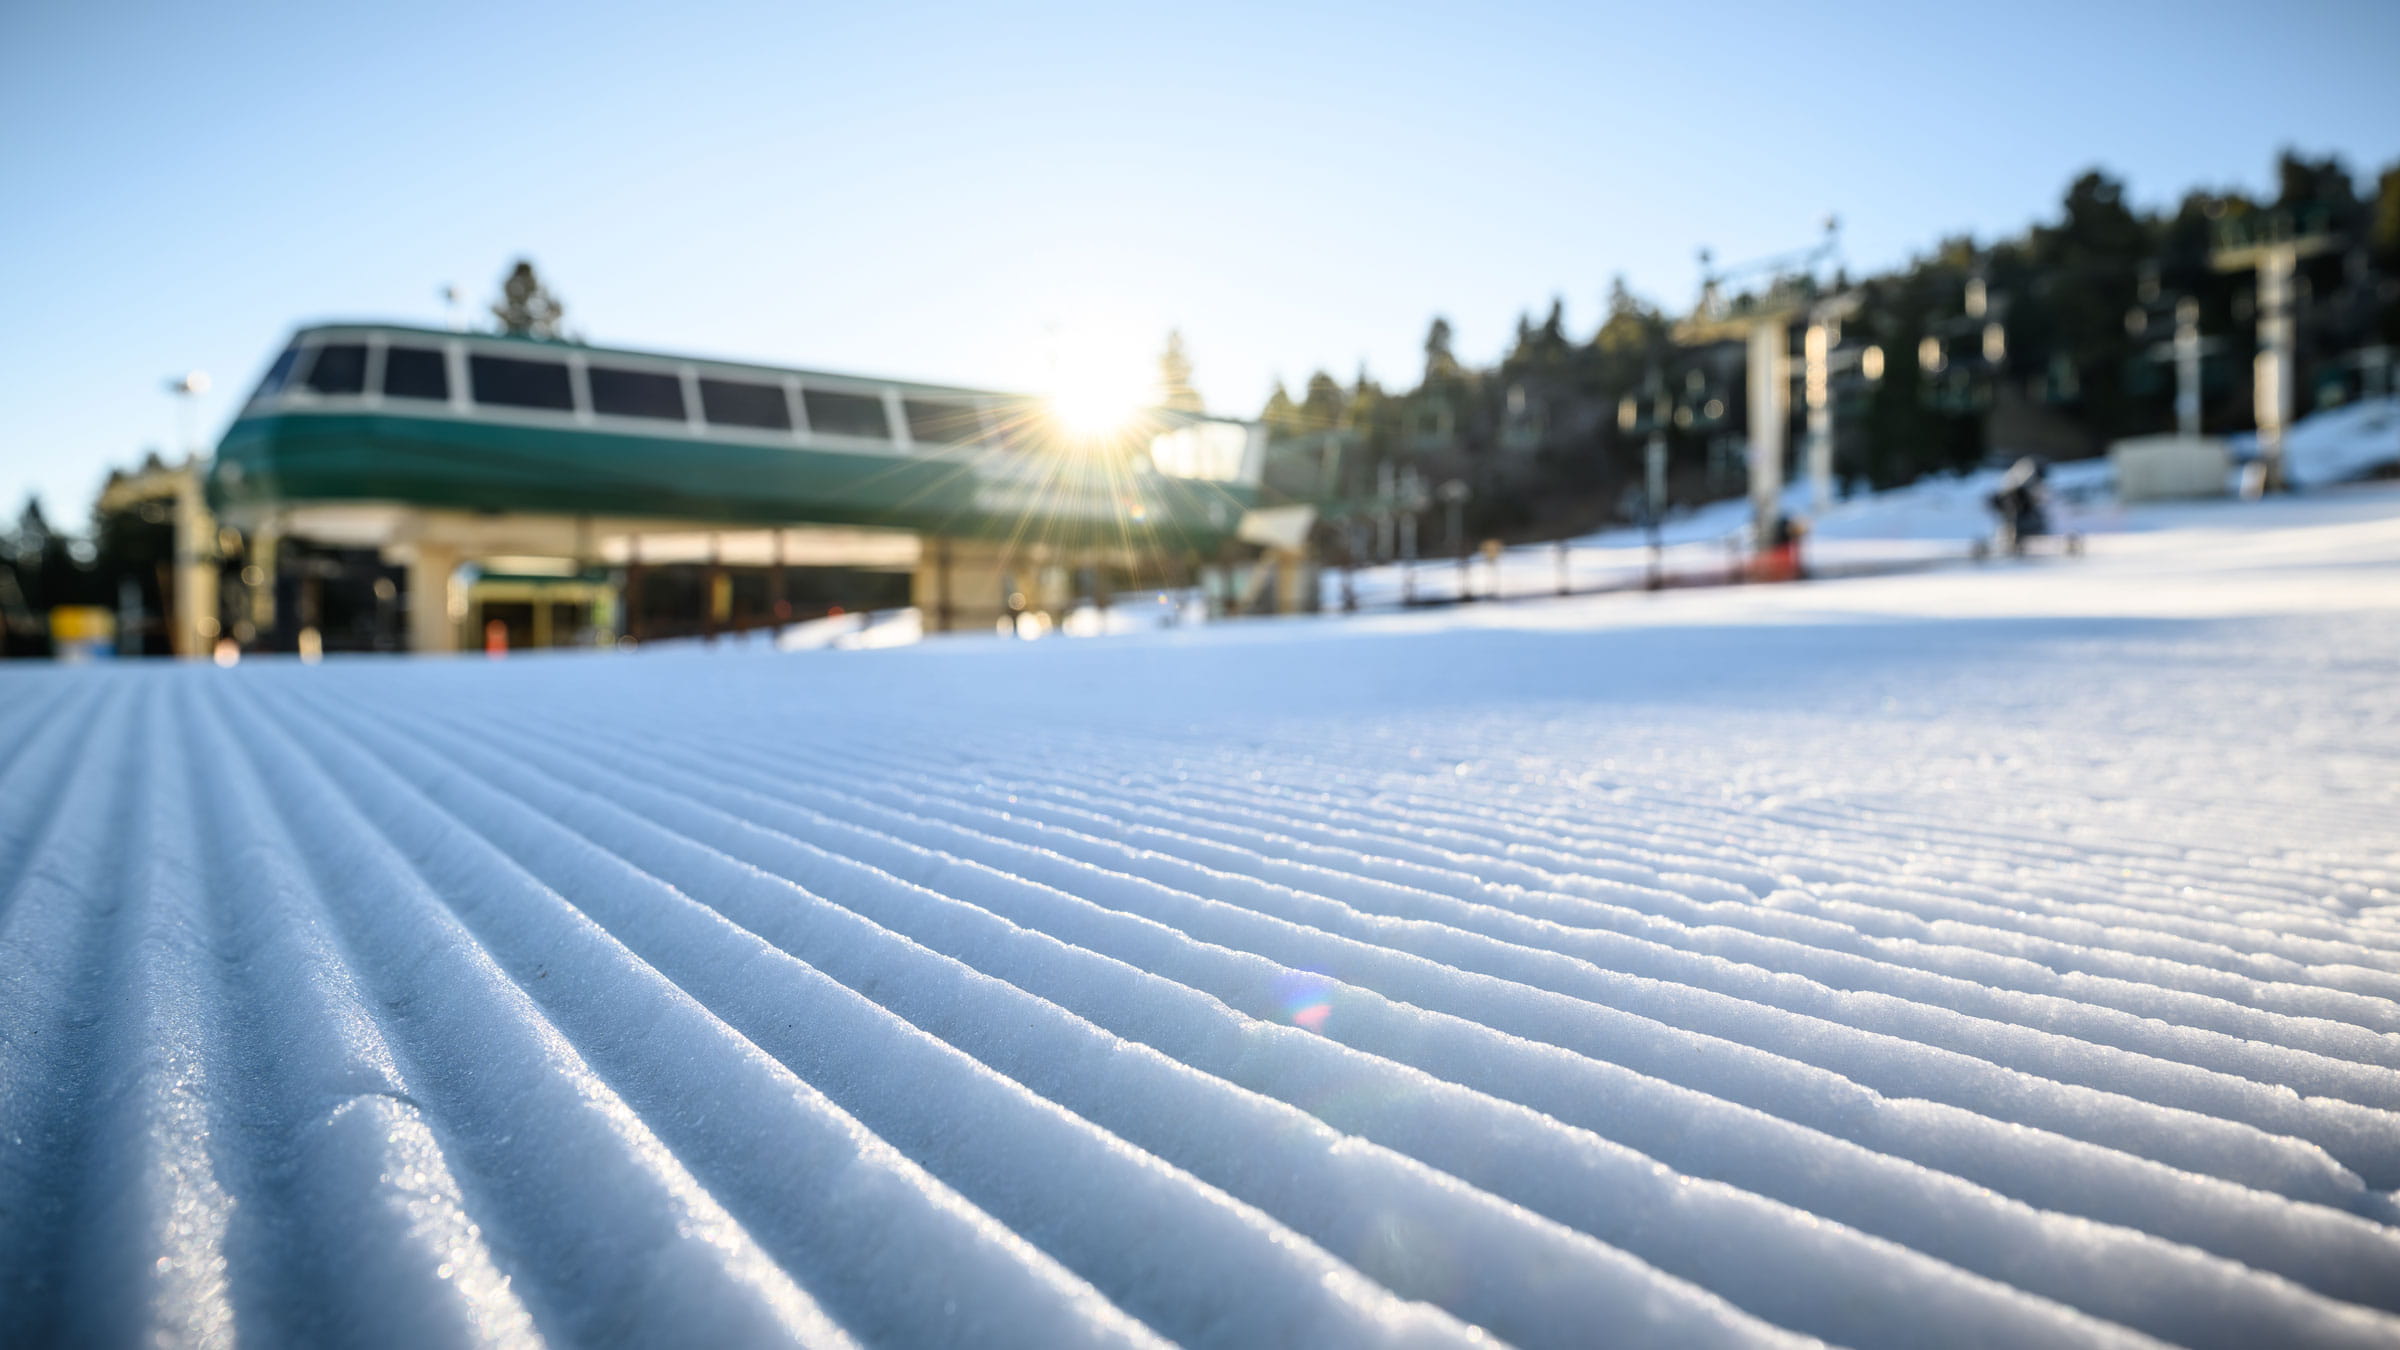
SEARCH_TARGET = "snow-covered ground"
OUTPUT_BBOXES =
[5,486,2400,1347]
[1326,396,2400,612]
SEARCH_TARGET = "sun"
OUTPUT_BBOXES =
[1047,364,1154,441]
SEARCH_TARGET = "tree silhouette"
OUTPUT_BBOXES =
[1423,316,1460,383]
[491,260,567,339]
[1157,330,1204,412]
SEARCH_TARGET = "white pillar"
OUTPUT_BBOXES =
[2174,297,2203,438]
[171,478,218,659]
[1747,321,1789,544]
[249,519,280,637]
[1803,320,1832,514]
[406,544,461,654]
[2255,243,2295,489]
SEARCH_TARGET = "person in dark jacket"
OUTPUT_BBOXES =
[1988,457,2049,555]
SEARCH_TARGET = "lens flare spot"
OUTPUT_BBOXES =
[1274,967,1336,1033]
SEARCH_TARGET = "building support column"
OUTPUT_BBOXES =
[406,544,461,654]
[705,533,725,644]
[248,518,281,646]
[770,529,790,623]
[624,535,644,646]
[914,536,1014,633]
[170,479,220,659]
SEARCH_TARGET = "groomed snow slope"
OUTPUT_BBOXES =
[5,488,2400,1348]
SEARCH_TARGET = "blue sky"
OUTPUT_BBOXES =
[3,0,2396,521]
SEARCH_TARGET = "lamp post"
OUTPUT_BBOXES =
[1621,364,1671,589]
[1397,467,1425,604]
[165,371,210,457]
[1438,478,1471,599]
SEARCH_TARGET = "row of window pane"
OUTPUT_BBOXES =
[903,398,986,444]
[700,377,790,430]
[285,342,955,443]
[304,343,367,395]
[385,347,448,400]
[253,346,302,399]
[590,366,683,420]
[804,389,888,439]
[470,354,573,410]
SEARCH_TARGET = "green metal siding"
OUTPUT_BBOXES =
[211,410,1252,547]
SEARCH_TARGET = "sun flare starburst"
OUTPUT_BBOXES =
[1046,360,1155,441]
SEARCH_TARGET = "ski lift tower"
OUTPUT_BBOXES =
[2213,209,2335,492]
[1676,218,1846,545]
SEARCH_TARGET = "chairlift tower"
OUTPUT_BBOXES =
[2214,213,2335,491]
[2130,294,2221,439]
[1676,218,1844,544]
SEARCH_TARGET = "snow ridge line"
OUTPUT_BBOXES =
[1079,756,2400,1039]
[235,682,1179,1350]
[375,696,1838,1350]
[590,714,2393,1205]
[1008,696,2400,940]
[222,682,869,1347]
[875,749,2400,1090]
[450,700,2400,1342]
[948,715,2400,972]
[6,575,2399,1350]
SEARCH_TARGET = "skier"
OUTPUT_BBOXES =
[1988,457,2050,556]
[1752,513,1806,583]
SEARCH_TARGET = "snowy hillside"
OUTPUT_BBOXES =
[1322,396,2400,612]
[5,487,2400,1347]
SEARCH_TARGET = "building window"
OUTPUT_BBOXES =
[382,346,450,401]
[699,377,792,431]
[589,366,687,421]
[804,388,890,440]
[902,398,985,445]
[304,343,368,395]
[252,346,302,400]
[470,354,575,411]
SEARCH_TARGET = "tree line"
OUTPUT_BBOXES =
[1231,151,2400,543]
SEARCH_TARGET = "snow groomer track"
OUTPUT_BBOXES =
[7,491,2400,1348]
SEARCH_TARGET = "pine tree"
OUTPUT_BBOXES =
[1538,297,1568,362]
[491,260,567,339]
[1157,330,1204,412]
[1260,380,1300,436]
[1592,276,1658,356]
[2368,165,2400,259]
[1301,371,1346,431]
[1506,312,1537,368]
[1423,316,1460,384]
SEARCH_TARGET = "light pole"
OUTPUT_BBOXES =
[1438,479,1470,599]
[1621,363,1671,589]
[165,370,210,456]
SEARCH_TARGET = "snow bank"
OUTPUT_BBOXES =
[2232,396,2400,487]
